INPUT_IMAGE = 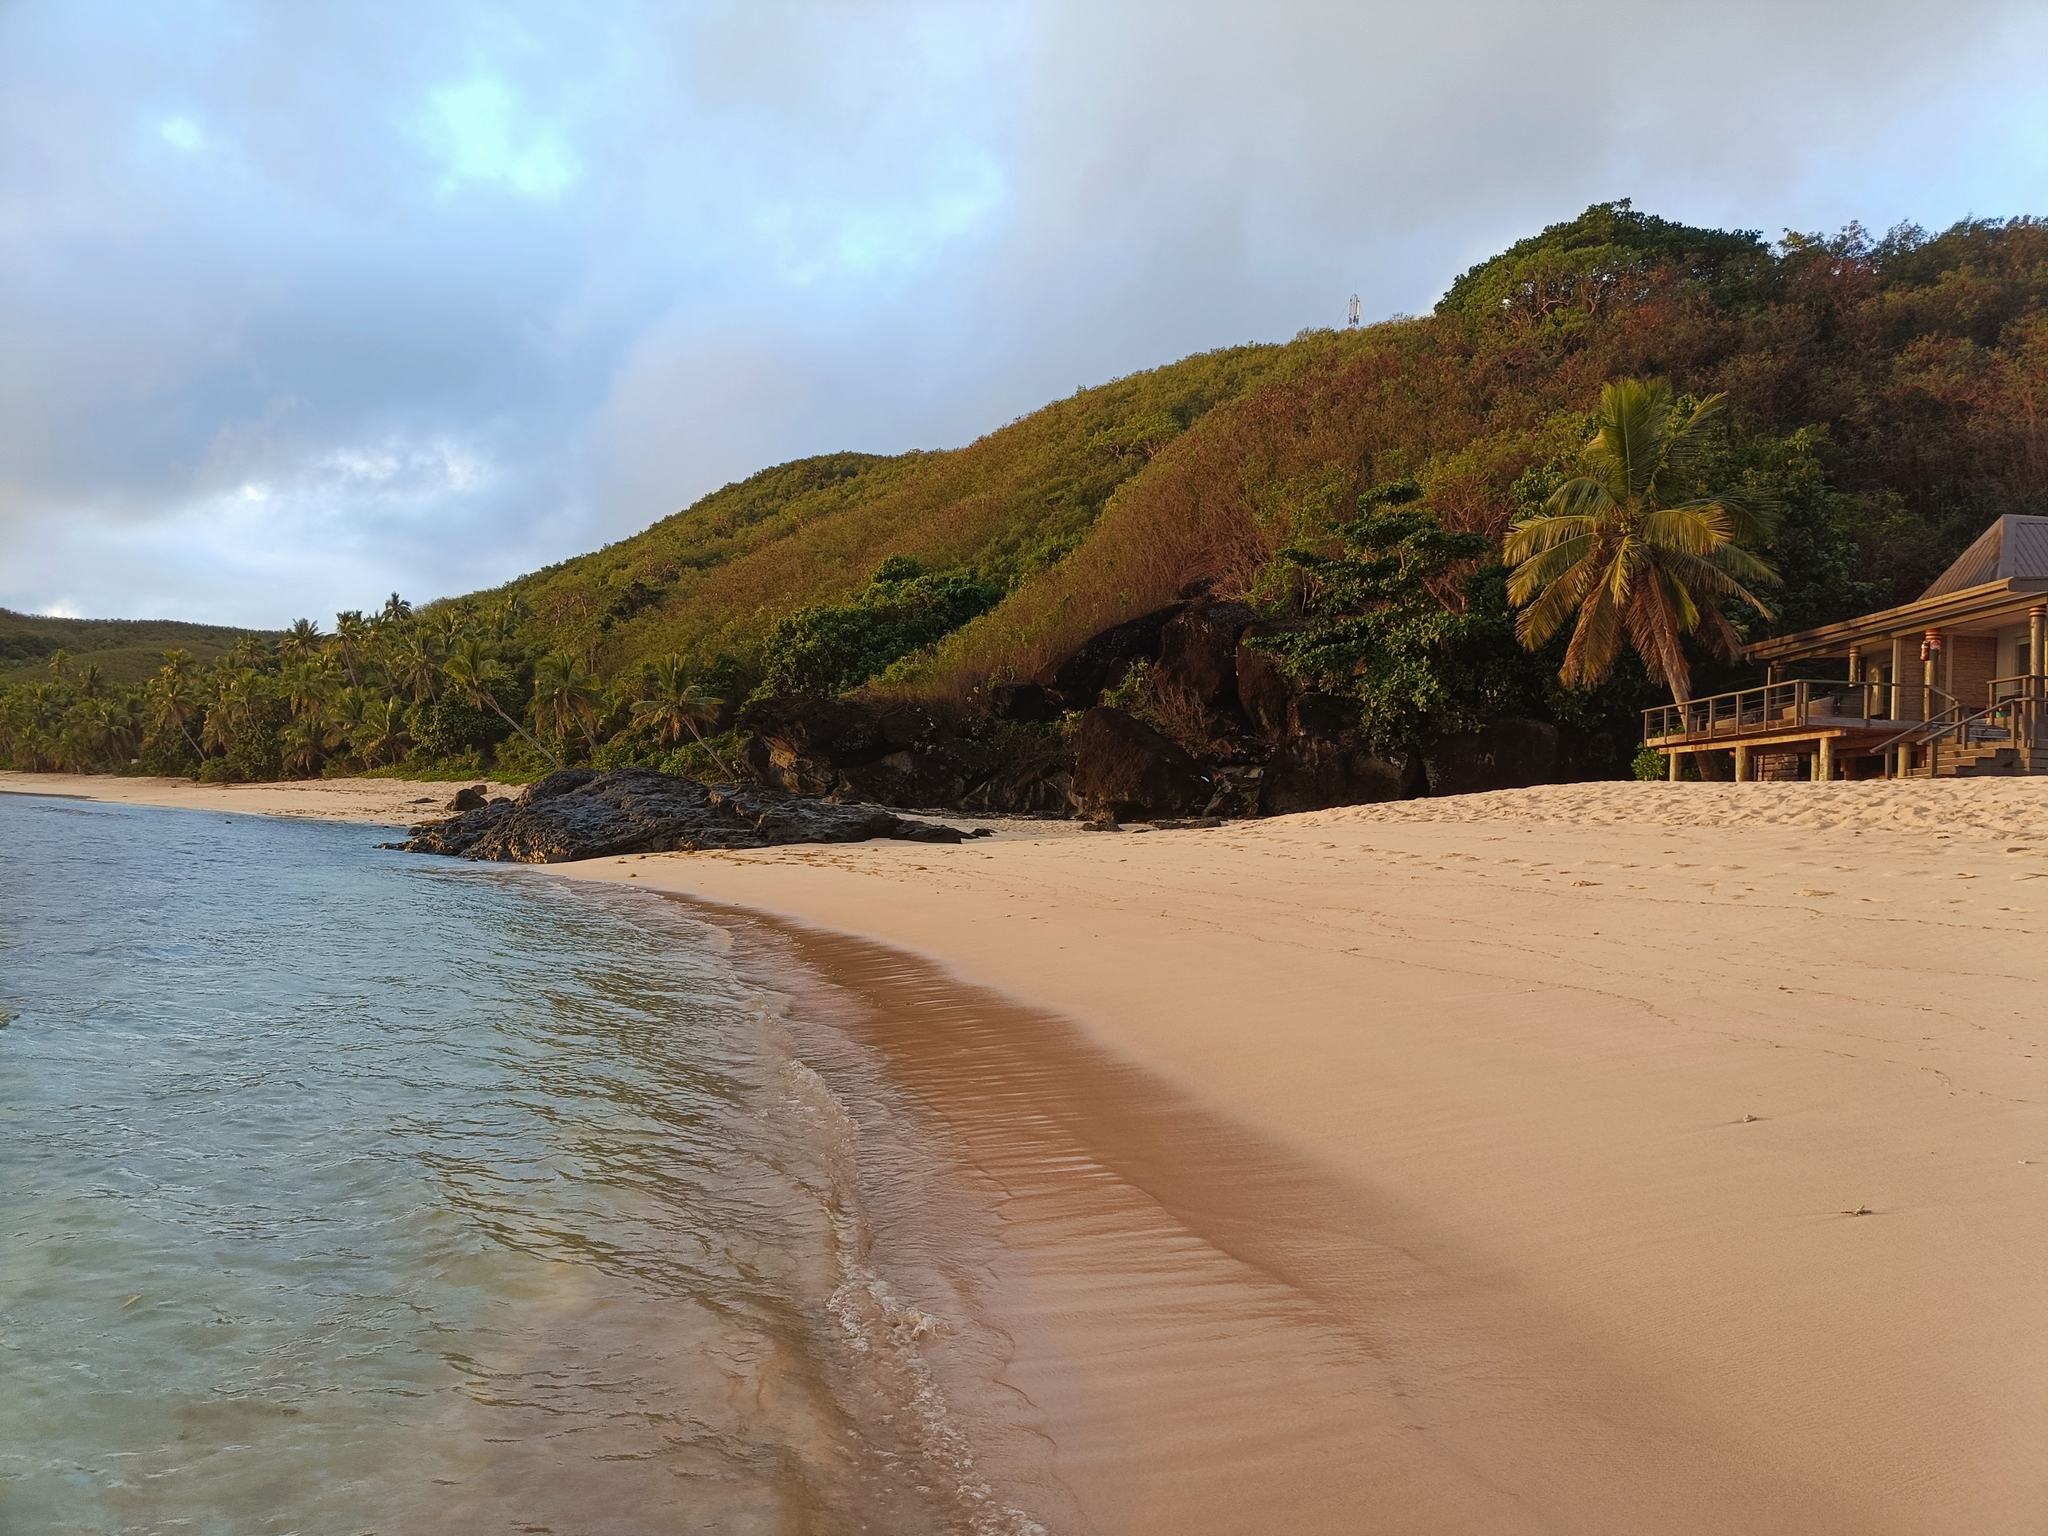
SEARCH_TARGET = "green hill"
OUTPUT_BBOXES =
[0,610,271,686]
[473,201,2048,709]
[10,201,2048,784]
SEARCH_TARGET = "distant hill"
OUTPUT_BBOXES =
[0,610,271,685]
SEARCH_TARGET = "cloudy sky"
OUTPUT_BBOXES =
[4,1,2046,627]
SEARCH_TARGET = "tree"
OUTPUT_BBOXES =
[1252,479,1531,751]
[630,655,731,774]
[1504,378,1780,704]
[280,618,323,662]
[350,696,410,768]
[533,652,602,750]
[334,611,369,687]
[444,640,559,768]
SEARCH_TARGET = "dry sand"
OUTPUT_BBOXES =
[0,770,512,823]
[13,769,2047,1532]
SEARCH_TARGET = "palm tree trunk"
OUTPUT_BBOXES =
[478,693,560,769]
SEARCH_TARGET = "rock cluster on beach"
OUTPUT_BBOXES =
[736,591,1615,822]
[395,767,975,862]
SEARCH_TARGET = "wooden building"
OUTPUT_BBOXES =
[1644,515,2048,780]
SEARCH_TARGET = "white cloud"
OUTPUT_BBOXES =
[419,75,579,199]
[156,115,203,152]
[3,0,2045,622]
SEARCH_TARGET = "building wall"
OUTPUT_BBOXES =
[1950,634,1999,711]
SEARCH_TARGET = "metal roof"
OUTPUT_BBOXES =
[1920,515,2048,599]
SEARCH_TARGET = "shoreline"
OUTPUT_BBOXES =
[15,769,2048,1528]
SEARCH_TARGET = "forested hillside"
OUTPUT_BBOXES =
[0,611,268,684]
[7,201,2046,784]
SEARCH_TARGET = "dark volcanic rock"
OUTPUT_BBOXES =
[739,692,1076,814]
[1071,707,1211,821]
[447,783,489,812]
[1257,694,1419,814]
[1154,602,1254,710]
[1034,605,1181,708]
[988,682,1059,723]
[396,767,968,862]
[1421,717,1561,797]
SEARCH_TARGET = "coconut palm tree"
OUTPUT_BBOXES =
[391,631,443,703]
[148,651,204,760]
[630,655,731,774]
[280,617,323,662]
[1504,377,1780,703]
[443,640,559,768]
[532,652,602,752]
[334,611,370,687]
[350,696,410,768]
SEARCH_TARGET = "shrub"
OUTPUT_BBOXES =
[755,561,1003,697]
[1632,746,1669,781]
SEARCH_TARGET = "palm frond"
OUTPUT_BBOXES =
[1504,531,1596,604]
[1513,549,1604,647]
[1503,511,1599,564]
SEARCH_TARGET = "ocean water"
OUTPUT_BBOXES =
[0,795,1042,1536]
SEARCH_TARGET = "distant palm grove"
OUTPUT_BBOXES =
[6,201,2048,781]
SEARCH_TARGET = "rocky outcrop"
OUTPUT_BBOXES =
[1257,692,1422,814]
[1034,605,1182,708]
[1070,707,1211,822]
[1154,602,1256,712]
[739,694,1071,813]
[1421,717,1561,797]
[447,783,489,812]
[396,767,972,862]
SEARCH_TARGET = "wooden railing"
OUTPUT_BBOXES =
[1643,679,1903,747]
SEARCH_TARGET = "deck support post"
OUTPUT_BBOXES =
[1817,735,1835,782]
[1733,744,1750,782]
[1669,749,1681,782]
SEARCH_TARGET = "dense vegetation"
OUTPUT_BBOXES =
[7,200,2046,782]
[0,610,266,685]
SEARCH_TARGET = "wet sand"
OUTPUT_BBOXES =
[16,769,2048,1531]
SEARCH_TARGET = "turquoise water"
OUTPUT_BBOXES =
[0,795,1032,1535]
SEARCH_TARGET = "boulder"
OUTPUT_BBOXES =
[988,682,1060,723]
[396,767,969,863]
[1254,692,1420,813]
[1034,605,1182,708]
[1421,717,1561,796]
[448,783,489,812]
[1071,707,1211,822]
[1234,625,1299,740]
[1154,602,1254,709]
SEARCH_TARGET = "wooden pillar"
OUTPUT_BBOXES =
[1817,735,1835,782]
[1668,749,1681,782]
[1733,743,1750,782]
[1922,630,1941,722]
[2031,606,2045,687]
[1847,645,1863,719]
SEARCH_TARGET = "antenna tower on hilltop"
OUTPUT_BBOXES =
[1347,294,1361,328]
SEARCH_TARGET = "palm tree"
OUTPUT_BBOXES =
[280,618,323,662]
[392,631,442,703]
[444,639,560,768]
[334,611,369,687]
[148,651,204,761]
[280,716,333,776]
[630,655,731,774]
[532,652,602,752]
[1504,377,1780,703]
[350,696,410,767]
[46,648,70,680]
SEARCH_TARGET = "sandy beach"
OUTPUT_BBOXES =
[15,768,2048,1532]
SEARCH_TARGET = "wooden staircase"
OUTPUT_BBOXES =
[1900,728,2048,777]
